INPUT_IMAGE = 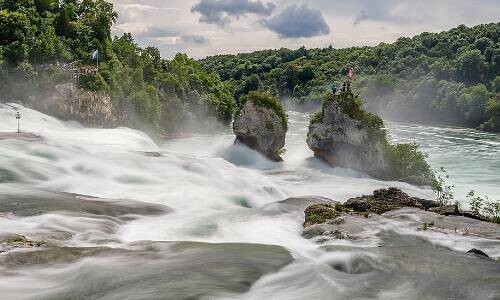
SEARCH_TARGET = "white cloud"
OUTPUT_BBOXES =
[108,0,500,59]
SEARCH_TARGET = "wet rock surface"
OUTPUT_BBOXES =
[384,208,500,240]
[0,186,171,218]
[0,132,44,142]
[344,187,425,214]
[0,242,294,300]
[468,248,490,258]
[304,204,343,227]
[302,188,500,253]
[262,196,337,214]
[300,192,500,297]
[233,100,286,161]
[0,234,47,253]
[319,233,500,299]
[0,187,173,248]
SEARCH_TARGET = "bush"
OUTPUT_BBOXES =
[388,142,434,181]
[336,91,384,131]
[79,74,110,92]
[432,167,455,205]
[239,91,288,130]
[312,92,434,184]
[309,111,322,124]
[467,190,500,223]
[128,85,162,129]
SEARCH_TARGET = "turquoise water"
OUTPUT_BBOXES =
[386,121,500,204]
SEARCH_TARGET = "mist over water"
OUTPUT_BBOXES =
[0,104,499,299]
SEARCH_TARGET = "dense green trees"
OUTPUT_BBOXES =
[2,1,498,133]
[0,0,236,132]
[201,23,500,132]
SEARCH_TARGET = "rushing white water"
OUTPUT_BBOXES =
[0,103,499,299]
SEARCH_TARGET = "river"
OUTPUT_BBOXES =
[0,104,499,299]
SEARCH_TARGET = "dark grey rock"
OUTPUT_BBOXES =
[306,98,390,178]
[0,186,171,218]
[233,100,286,161]
[468,248,489,258]
[0,242,294,300]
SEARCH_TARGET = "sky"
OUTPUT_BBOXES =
[109,0,500,59]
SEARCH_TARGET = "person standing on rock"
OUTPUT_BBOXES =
[331,83,337,94]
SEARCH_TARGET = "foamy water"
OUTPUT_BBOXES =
[0,103,499,299]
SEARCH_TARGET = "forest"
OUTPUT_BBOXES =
[201,23,500,132]
[1,1,499,133]
[0,0,236,132]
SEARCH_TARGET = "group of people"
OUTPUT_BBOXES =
[331,81,352,94]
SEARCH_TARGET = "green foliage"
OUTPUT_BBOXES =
[201,22,500,132]
[236,74,262,99]
[338,92,385,131]
[128,85,162,129]
[239,91,288,130]
[312,92,433,183]
[79,73,109,91]
[467,190,500,224]
[388,143,434,181]
[0,0,236,132]
[467,190,484,215]
[309,111,322,124]
[432,167,455,205]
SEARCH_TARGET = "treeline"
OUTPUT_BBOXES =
[200,23,500,132]
[0,0,236,132]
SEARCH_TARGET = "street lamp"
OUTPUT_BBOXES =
[15,112,21,133]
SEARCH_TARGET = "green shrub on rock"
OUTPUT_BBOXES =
[309,91,435,185]
[239,91,288,130]
[388,142,434,184]
[467,190,500,224]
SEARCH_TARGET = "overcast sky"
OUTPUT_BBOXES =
[109,0,500,59]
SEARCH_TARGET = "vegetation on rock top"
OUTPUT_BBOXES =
[310,90,434,184]
[304,187,499,229]
[239,91,288,130]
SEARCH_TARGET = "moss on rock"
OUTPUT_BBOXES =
[344,187,425,215]
[239,91,288,130]
[304,204,343,227]
[0,234,47,252]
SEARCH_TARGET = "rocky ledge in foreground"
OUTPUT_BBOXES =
[300,188,500,298]
[0,241,293,299]
[233,92,287,161]
[0,186,172,249]
[303,187,500,242]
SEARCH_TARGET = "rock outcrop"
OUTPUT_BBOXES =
[55,83,117,127]
[306,93,391,178]
[35,83,117,127]
[302,187,500,242]
[233,92,287,161]
[343,187,427,214]
[302,187,471,223]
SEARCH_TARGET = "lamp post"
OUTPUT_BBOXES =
[15,112,21,133]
